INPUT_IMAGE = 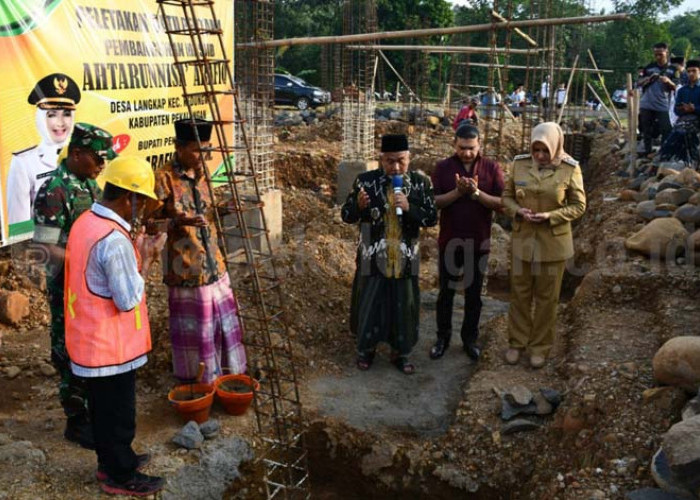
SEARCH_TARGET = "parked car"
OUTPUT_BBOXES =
[274,74,331,110]
[612,88,627,109]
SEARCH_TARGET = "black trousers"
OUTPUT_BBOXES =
[435,245,488,347]
[639,108,672,154]
[86,370,138,482]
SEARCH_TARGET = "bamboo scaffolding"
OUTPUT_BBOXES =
[587,49,622,126]
[458,61,613,73]
[237,13,629,49]
[491,10,538,47]
[587,82,620,127]
[557,55,579,124]
[377,49,420,103]
[347,44,543,55]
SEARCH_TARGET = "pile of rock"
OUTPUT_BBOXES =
[630,337,700,498]
[494,385,562,435]
[620,159,700,262]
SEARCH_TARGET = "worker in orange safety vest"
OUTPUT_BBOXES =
[64,156,166,497]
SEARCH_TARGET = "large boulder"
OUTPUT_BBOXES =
[625,218,689,258]
[0,291,29,325]
[674,168,700,187]
[661,415,700,494]
[653,336,700,389]
[675,205,700,225]
[655,188,692,207]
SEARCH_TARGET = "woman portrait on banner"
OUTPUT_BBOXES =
[6,73,81,228]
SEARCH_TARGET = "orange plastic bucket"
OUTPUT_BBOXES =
[214,374,259,416]
[167,383,215,424]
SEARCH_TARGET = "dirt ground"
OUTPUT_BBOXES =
[1,115,699,499]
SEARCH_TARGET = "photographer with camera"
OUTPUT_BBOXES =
[636,42,680,157]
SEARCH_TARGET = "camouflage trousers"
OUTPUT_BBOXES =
[48,284,88,418]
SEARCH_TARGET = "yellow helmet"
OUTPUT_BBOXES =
[97,156,157,200]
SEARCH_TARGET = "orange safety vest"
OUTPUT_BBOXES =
[64,210,151,369]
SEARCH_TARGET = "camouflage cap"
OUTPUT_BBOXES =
[69,123,117,161]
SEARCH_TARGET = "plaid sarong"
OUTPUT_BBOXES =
[168,273,247,384]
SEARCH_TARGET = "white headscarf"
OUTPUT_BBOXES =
[530,121,572,168]
[35,107,75,166]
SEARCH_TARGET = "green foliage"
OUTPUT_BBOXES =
[267,0,696,98]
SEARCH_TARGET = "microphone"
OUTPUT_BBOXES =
[392,175,403,216]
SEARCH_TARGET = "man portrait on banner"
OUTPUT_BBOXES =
[6,73,81,231]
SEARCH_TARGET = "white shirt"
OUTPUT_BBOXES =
[541,81,550,99]
[556,87,567,105]
[7,142,60,226]
[70,203,147,378]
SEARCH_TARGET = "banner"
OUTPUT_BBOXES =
[0,0,234,246]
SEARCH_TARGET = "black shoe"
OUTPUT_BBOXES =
[64,416,95,450]
[464,344,481,361]
[429,339,449,360]
[100,472,164,497]
[97,453,151,482]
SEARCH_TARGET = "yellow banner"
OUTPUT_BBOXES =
[0,0,233,245]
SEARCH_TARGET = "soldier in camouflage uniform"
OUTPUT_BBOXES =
[33,123,117,449]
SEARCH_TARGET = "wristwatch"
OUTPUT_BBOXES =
[470,189,481,200]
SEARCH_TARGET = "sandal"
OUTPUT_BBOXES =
[391,355,415,375]
[356,351,375,371]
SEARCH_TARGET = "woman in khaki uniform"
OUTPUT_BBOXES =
[502,122,586,368]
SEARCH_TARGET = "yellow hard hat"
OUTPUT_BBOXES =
[97,156,157,200]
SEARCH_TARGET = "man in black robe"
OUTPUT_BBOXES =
[341,135,437,374]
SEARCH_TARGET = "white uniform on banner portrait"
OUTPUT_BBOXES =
[5,72,81,241]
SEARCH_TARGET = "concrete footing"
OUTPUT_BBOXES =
[336,160,378,205]
[224,189,282,255]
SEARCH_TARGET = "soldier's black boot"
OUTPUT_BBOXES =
[64,414,95,450]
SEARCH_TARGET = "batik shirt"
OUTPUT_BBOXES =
[341,169,437,278]
[151,159,227,288]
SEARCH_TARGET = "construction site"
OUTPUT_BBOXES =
[1,0,699,499]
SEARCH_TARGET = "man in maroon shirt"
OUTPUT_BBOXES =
[430,124,504,361]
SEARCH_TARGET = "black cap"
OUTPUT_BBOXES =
[670,56,685,65]
[687,60,700,69]
[174,118,213,142]
[381,134,409,153]
[27,73,81,110]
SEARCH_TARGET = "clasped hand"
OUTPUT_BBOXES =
[517,207,550,223]
[455,173,478,195]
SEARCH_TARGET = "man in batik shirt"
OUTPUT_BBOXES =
[147,119,246,384]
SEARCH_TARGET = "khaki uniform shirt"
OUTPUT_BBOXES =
[502,154,586,262]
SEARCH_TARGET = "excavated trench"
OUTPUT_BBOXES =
[251,128,699,498]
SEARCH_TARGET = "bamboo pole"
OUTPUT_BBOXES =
[557,55,579,124]
[377,50,420,103]
[237,13,629,49]
[460,61,613,73]
[491,10,538,47]
[370,55,379,97]
[587,82,619,126]
[347,44,543,55]
[626,73,635,170]
[588,49,621,126]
